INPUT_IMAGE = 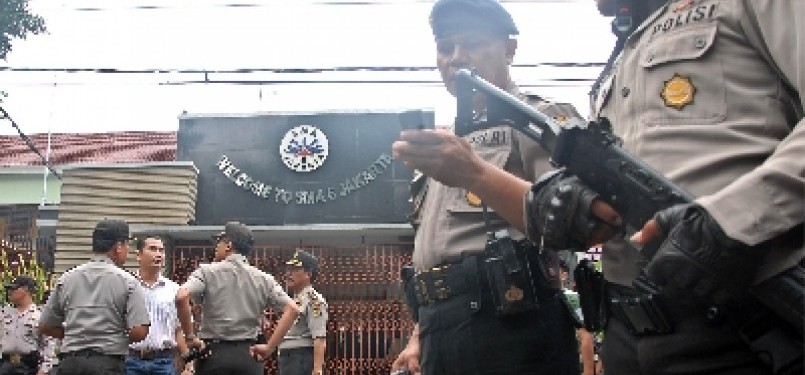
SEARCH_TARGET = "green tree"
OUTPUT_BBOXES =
[0,0,47,60]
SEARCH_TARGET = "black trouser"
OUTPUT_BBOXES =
[58,350,125,375]
[603,285,770,375]
[0,352,39,375]
[278,347,314,375]
[418,287,579,374]
[195,340,261,375]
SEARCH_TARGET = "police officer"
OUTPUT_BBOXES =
[175,222,299,375]
[278,250,327,375]
[0,275,56,375]
[396,1,805,374]
[39,219,151,375]
[391,1,581,374]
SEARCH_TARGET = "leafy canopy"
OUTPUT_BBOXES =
[1,0,47,60]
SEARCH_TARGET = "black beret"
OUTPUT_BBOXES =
[430,0,519,39]
[286,250,318,275]
[213,221,254,252]
[5,275,37,292]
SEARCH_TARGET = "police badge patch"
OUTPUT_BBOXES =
[465,191,482,207]
[661,73,696,110]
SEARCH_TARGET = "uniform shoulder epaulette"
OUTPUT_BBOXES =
[307,289,326,317]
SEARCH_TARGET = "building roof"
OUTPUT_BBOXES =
[0,131,177,167]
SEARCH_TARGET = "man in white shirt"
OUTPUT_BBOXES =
[127,236,189,375]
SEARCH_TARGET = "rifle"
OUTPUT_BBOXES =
[453,69,803,375]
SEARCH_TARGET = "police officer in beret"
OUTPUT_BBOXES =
[391,0,581,374]
[277,250,328,375]
[175,222,299,375]
[1,275,56,375]
[396,0,805,374]
[39,219,151,375]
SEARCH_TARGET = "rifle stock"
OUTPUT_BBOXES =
[454,69,693,244]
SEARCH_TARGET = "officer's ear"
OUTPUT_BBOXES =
[505,38,517,65]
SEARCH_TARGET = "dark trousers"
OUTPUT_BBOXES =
[278,347,314,375]
[603,296,771,374]
[418,292,579,375]
[195,341,262,375]
[58,352,125,375]
[0,360,36,375]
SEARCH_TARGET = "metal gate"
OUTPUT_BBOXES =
[171,243,415,375]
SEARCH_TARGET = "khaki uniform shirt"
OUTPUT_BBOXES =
[41,256,150,356]
[184,253,292,341]
[0,304,56,372]
[413,85,581,271]
[592,0,805,285]
[279,285,328,350]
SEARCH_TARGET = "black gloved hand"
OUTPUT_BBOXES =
[645,204,762,306]
[525,170,602,250]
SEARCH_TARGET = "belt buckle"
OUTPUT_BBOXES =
[9,353,21,365]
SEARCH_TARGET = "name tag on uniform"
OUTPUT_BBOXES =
[9,353,21,365]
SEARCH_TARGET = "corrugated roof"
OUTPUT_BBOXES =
[0,131,177,166]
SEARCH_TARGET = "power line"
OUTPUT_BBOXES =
[0,62,604,74]
[37,0,582,12]
[0,106,62,180]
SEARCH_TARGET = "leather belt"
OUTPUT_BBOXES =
[59,349,124,361]
[413,256,481,306]
[128,348,174,360]
[202,339,256,345]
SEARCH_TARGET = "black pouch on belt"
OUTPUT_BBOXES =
[483,229,540,316]
[401,265,420,321]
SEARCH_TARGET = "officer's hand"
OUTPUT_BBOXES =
[186,337,205,350]
[249,344,272,362]
[525,171,621,250]
[392,129,485,189]
[390,334,421,375]
[632,203,761,306]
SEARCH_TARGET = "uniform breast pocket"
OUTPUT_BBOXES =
[640,22,726,126]
[447,131,512,215]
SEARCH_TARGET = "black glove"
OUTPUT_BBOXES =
[644,204,762,306]
[525,170,601,250]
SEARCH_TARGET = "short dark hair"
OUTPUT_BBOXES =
[135,235,163,251]
[92,219,130,253]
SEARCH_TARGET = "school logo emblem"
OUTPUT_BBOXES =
[280,125,329,172]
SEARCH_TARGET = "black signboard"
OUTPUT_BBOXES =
[177,109,434,225]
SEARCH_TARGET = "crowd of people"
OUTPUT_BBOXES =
[1,219,328,375]
[2,0,802,374]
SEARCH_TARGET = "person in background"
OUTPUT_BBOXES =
[40,219,150,375]
[278,250,328,375]
[175,222,299,375]
[0,275,56,375]
[126,235,190,375]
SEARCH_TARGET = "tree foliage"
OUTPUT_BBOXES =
[0,0,47,60]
